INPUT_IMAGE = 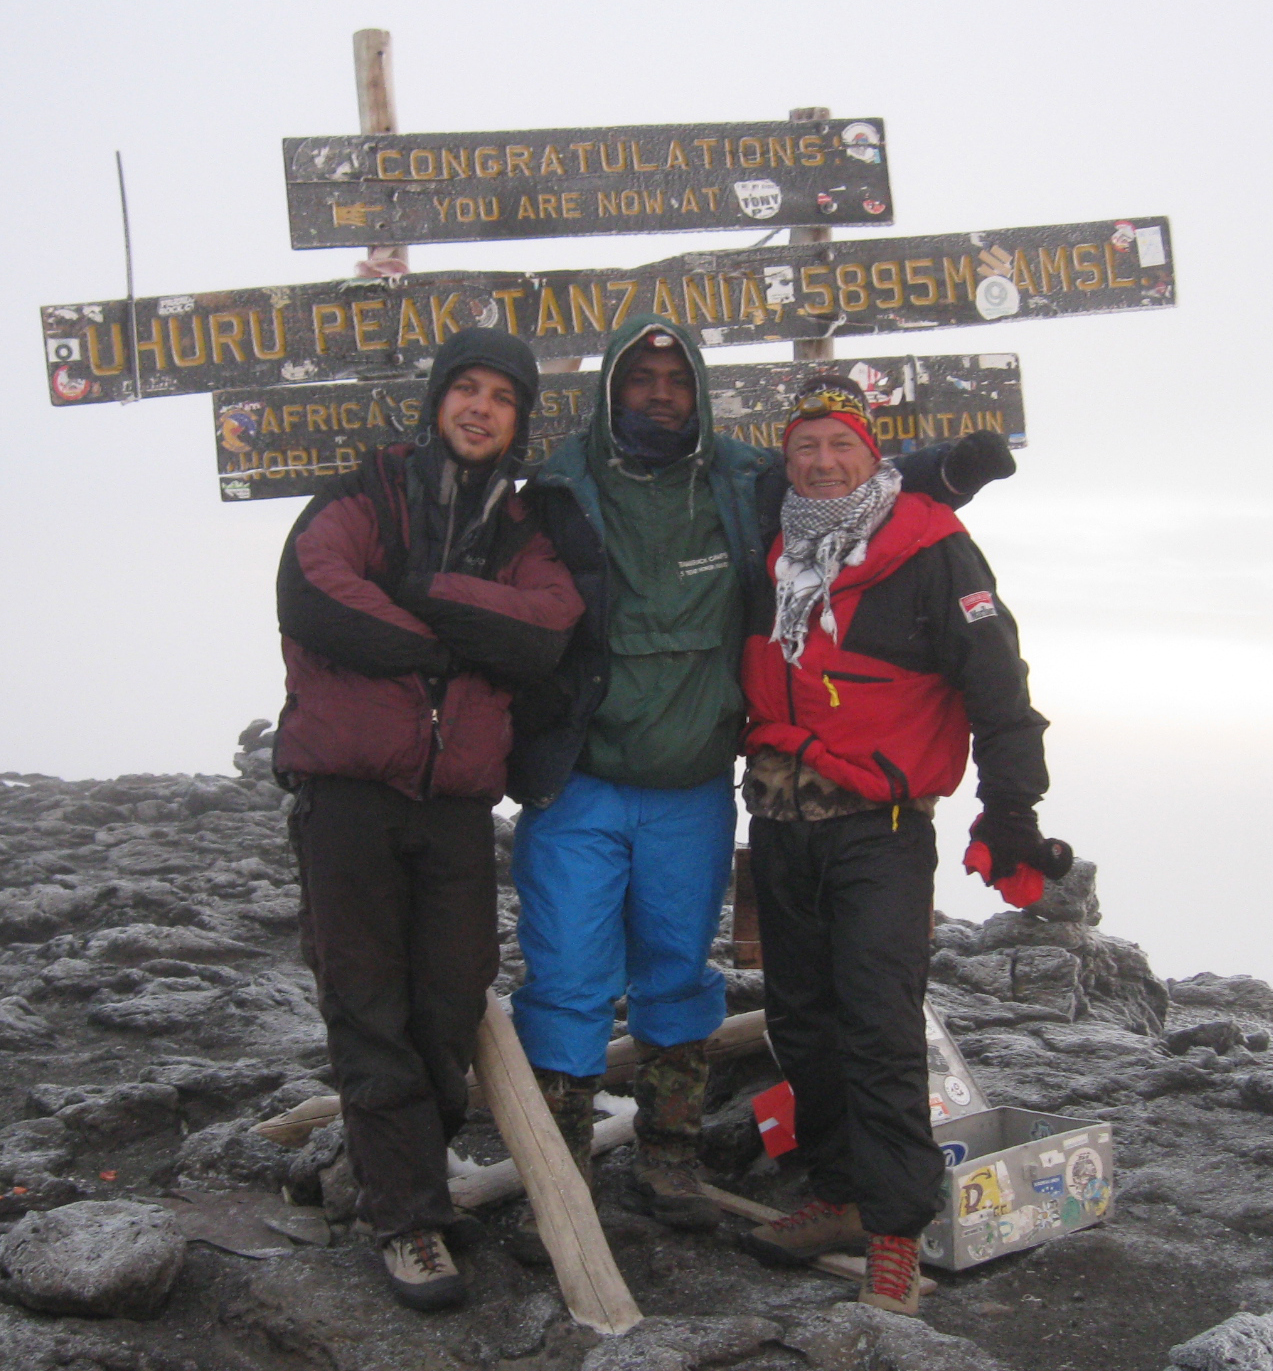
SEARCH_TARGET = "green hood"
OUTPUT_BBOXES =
[587,313,716,468]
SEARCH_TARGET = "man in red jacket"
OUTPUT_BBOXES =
[273,328,584,1312]
[737,376,1070,1314]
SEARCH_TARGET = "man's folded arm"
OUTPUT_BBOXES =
[278,494,452,678]
[396,530,585,683]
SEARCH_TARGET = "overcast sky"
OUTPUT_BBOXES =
[1,1,1269,984]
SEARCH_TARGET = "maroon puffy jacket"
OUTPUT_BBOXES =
[275,449,585,802]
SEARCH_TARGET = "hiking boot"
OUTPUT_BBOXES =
[739,1198,867,1267]
[859,1233,921,1315]
[381,1229,465,1311]
[507,1067,598,1267]
[624,1156,721,1232]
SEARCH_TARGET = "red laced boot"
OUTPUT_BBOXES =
[860,1232,921,1315]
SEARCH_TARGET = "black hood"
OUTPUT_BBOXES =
[426,326,540,468]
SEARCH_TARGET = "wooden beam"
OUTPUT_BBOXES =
[352,30,409,278]
[252,1009,773,1145]
[472,989,642,1335]
[789,106,834,363]
[449,1110,636,1211]
[732,846,763,969]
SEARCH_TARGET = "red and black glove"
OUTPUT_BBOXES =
[963,807,1073,908]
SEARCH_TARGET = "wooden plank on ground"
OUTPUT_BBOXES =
[472,989,642,1335]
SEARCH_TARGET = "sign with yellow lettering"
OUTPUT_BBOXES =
[41,217,1170,407]
[284,119,893,245]
[213,354,1024,502]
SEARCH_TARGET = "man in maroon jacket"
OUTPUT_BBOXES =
[274,328,584,1311]
[736,376,1070,1314]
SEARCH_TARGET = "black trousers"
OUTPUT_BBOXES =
[750,807,945,1237]
[290,777,499,1241]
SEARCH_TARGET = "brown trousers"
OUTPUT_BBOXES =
[290,776,499,1241]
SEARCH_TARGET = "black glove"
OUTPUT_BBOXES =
[944,432,1016,497]
[970,806,1073,883]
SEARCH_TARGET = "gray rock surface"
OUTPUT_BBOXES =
[1167,1312,1273,1370]
[0,1199,184,1318]
[580,1315,781,1370]
[784,1302,1013,1370]
[1,735,1272,1371]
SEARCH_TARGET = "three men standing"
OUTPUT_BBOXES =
[275,318,1035,1315]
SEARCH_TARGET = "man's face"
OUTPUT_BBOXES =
[436,364,520,463]
[785,417,878,499]
[616,346,696,430]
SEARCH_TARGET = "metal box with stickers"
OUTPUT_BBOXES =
[920,1003,1114,1271]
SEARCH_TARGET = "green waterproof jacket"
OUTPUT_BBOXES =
[506,314,779,805]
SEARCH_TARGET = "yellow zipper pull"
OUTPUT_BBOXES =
[823,673,841,707]
[891,804,900,831]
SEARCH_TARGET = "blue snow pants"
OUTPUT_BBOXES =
[511,769,735,1078]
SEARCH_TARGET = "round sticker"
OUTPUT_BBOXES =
[52,365,91,402]
[841,122,881,163]
[920,1231,945,1260]
[732,179,782,220]
[975,274,1020,321]
[1064,1146,1103,1200]
[944,1075,972,1107]
[940,1140,969,1168]
[219,407,258,453]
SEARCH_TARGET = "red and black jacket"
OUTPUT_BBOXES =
[742,492,1049,809]
[275,446,585,803]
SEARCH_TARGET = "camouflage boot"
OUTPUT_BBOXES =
[624,1039,720,1233]
[508,1068,598,1266]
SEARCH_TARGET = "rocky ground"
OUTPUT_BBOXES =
[1,724,1272,1370]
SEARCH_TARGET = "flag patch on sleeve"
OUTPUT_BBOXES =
[959,591,997,622]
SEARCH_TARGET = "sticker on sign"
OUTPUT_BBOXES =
[733,180,783,220]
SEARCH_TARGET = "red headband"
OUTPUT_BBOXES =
[782,408,880,460]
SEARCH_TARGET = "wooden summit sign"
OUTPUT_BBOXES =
[40,217,1172,407]
[283,119,893,247]
[213,354,1025,501]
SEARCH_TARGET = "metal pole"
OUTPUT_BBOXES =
[115,152,143,403]
[789,107,834,363]
[353,30,409,278]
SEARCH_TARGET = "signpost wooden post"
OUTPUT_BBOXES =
[789,106,835,363]
[351,30,410,279]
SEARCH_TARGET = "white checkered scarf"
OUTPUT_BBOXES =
[770,461,903,666]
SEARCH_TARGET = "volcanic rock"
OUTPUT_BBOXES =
[783,1302,1013,1370]
[2,737,1272,1370]
[579,1315,780,1370]
[0,996,55,1049]
[1166,1311,1273,1370]
[0,1199,185,1318]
